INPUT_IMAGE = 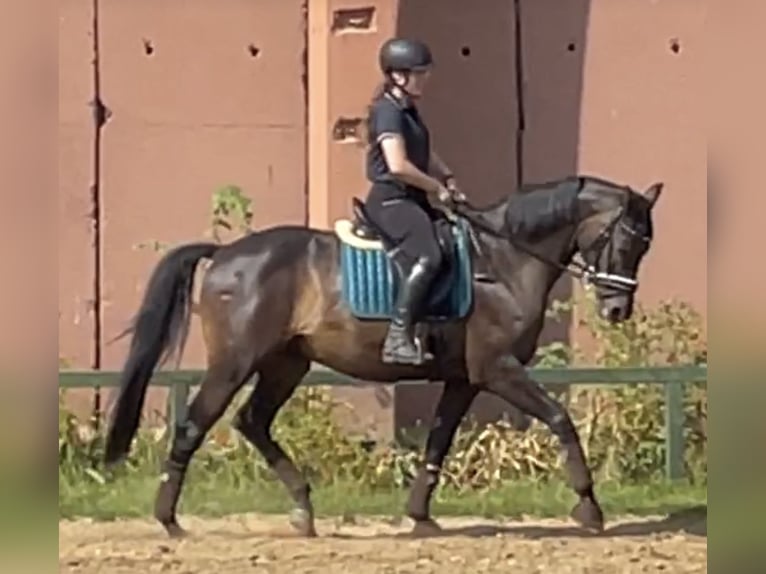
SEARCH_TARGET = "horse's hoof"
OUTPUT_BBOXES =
[410,518,443,538]
[570,498,605,533]
[163,521,188,539]
[289,508,317,537]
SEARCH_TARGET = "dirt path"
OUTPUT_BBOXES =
[59,512,707,574]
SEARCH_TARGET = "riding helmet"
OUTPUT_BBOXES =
[378,38,434,73]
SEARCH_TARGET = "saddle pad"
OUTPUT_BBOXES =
[338,219,473,321]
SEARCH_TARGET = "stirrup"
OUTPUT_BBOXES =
[381,325,433,365]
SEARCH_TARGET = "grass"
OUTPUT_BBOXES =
[60,466,706,522]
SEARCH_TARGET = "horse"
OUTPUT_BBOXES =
[103,174,662,538]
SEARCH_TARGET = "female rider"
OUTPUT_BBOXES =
[363,37,466,366]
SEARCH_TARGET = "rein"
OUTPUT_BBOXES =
[449,199,641,294]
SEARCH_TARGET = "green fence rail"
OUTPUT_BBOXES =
[59,364,707,481]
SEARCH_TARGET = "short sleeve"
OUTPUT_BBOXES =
[371,100,405,142]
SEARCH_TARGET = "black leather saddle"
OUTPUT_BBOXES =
[349,197,493,285]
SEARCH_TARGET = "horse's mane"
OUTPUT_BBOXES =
[502,176,584,239]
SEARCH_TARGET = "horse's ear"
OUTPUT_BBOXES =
[643,182,663,207]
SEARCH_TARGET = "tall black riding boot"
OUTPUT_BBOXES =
[382,258,438,365]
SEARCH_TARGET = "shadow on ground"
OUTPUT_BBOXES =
[329,505,707,541]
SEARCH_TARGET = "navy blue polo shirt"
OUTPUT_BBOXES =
[365,92,431,199]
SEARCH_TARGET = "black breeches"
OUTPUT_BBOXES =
[365,187,443,270]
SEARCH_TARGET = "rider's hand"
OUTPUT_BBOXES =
[433,182,458,221]
[435,182,452,205]
[445,176,467,203]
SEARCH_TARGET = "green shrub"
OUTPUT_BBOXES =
[59,292,707,492]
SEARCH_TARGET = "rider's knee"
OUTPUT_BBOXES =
[417,249,442,274]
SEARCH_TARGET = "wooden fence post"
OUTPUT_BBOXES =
[664,380,685,480]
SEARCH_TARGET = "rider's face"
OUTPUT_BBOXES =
[392,68,432,98]
[406,69,431,97]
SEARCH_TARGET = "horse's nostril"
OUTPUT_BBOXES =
[608,306,622,322]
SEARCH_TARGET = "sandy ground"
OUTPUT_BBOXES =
[59,511,707,574]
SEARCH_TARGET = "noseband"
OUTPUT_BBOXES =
[577,205,650,294]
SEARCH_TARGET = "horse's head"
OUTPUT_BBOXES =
[574,179,663,323]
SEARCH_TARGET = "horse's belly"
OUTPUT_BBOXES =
[298,318,430,383]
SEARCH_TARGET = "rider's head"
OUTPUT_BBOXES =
[378,38,434,99]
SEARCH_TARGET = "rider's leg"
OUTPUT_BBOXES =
[375,200,443,365]
[382,253,441,364]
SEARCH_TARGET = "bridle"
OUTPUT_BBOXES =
[574,204,650,295]
[453,195,651,295]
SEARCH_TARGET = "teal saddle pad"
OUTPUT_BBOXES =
[338,218,473,321]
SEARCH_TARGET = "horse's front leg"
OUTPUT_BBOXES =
[406,378,478,536]
[482,357,605,532]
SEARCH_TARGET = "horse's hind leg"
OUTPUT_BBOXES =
[152,338,268,538]
[482,360,604,532]
[232,349,315,536]
[153,351,258,537]
[152,285,285,537]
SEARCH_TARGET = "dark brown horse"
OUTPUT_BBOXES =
[104,175,662,538]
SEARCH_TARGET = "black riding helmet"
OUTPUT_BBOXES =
[378,38,434,74]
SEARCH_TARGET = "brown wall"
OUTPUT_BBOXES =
[709,2,766,332]
[97,0,308,373]
[57,0,706,435]
[59,0,98,414]
[59,0,308,418]
[59,0,96,371]
[575,0,706,313]
[308,0,398,230]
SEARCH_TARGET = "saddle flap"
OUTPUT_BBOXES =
[433,217,457,262]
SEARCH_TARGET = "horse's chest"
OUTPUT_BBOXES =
[502,314,544,363]
[472,288,547,366]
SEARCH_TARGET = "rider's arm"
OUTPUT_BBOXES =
[373,105,444,200]
[428,149,454,182]
[380,136,442,200]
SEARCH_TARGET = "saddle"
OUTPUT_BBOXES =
[335,197,475,322]
[349,197,457,265]
[349,197,459,310]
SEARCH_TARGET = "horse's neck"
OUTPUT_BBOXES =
[475,217,576,308]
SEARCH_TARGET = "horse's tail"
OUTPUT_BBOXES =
[103,242,219,466]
